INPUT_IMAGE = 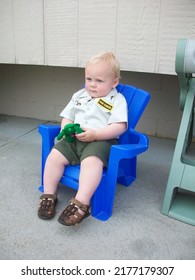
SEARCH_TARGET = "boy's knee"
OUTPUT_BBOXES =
[48,148,69,165]
[81,156,103,166]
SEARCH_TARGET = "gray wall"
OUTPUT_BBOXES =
[0,64,181,139]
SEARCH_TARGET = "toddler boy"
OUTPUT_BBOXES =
[38,52,128,226]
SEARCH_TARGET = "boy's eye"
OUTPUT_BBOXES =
[86,77,104,83]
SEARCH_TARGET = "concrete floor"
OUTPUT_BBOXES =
[0,114,195,260]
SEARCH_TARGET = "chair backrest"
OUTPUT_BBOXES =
[116,84,150,143]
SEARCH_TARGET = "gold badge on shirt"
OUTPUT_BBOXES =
[97,98,113,111]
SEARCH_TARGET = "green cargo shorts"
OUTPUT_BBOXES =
[53,138,118,167]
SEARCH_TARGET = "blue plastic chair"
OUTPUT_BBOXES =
[38,84,150,221]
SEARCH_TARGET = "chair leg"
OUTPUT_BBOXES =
[91,166,119,221]
[91,184,106,220]
[38,124,60,192]
[117,157,137,186]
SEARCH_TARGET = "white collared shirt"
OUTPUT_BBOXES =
[60,88,128,129]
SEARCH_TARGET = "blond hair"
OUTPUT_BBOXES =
[86,52,120,79]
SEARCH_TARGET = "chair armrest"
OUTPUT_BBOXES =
[128,129,149,145]
[106,132,149,184]
[111,142,148,160]
[110,131,149,162]
[39,124,60,147]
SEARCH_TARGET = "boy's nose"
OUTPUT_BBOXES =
[91,81,96,87]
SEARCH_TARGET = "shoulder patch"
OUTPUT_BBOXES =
[97,98,113,111]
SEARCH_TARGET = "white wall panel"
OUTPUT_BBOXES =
[0,0,195,74]
[155,0,195,74]
[44,0,78,66]
[78,0,117,66]
[116,0,160,73]
[13,0,44,64]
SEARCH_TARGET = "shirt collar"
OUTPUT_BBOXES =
[83,87,117,100]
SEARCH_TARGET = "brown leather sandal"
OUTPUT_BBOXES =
[58,198,90,226]
[38,194,58,219]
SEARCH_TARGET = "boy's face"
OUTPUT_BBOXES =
[85,62,119,98]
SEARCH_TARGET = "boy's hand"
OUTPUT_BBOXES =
[75,128,97,142]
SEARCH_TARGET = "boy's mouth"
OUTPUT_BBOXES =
[89,89,97,93]
[89,90,99,97]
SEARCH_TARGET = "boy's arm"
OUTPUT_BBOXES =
[60,117,73,131]
[76,122,127,142]
[95,122,127,140]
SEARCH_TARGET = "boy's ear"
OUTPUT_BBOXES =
[113,78,119,88]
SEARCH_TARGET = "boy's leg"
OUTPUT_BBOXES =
[75,140,116,205]
[38,137,80,220]
[58,140,112,226]
[58,156,103,226]
[43,148,69,194]
[38,148,69,220]
[75,156,103,205]
[43,139,80,194]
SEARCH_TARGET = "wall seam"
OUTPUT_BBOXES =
[42,0,46,65]
[11,0,16,63]
[77,0,80,67]
[114,0,119,55]
[154,0,163,73]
